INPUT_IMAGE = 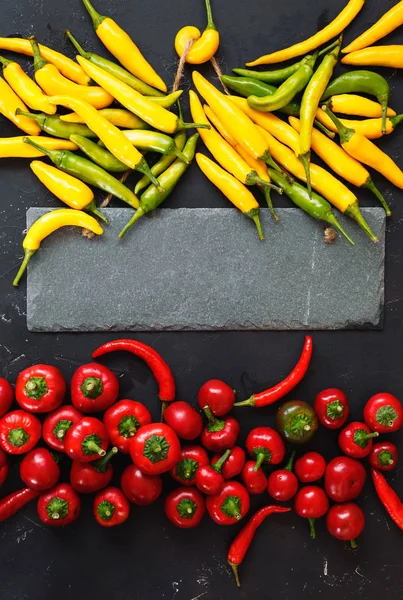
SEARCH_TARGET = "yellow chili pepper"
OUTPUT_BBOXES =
[175,0,220,64]
[315,108,403,140]
[0,76,41,135]
[0,136,77,159]
[343,0,403,53]
[328,94,396,118]
[0,55,56,115]
[342,46,403,69]
[196,153,264,240]
[60,109,149,130]
[0,37,90,85]
[246,0,365,66]
[82,0,166,92]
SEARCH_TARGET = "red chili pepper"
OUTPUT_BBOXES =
[267,452,299,501]
[325,456,366,502]
[70,447,118,493]
[0,488,39,522]
[163,401,203,441]
[371,468,403,530]
[206,481,250,526]
[165,487,205,529]
[94,486,130,527]
[130,423,181,475]
[339,421,379,459]
[227,505,291,587]
[71,363,119,413]
[0,449,8,486]
[364,393,403,434]
[314,388,349,429]
[198,380,235,416]
[64,417,108,462]
[0,378,13,418]
[211,446,246,479]
[0,410,41,455]
[170,445,209,486]
[295,452,327,483]
[121,464,162,505]
[241,461,267,495]
[42,405,83,452]
[235,336,313,408]
[326,502,365,549]
[20,448,60,491]
[15,365,66,413]
[195,449,231,496]
[201,414,240,453]
[369,442,398,472]
[103,399,152,454]
[245,427,285,471]
[294,486,329,539]
[37,483,80,526]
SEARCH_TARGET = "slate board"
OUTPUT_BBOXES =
[26,207,385,332]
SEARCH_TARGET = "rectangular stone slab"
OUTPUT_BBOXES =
[26,207,385,332]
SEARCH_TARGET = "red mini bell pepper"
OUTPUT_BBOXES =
[20,448,60,491]
[195,449,231,496]
[165,487,205,528]
[121,464,163,505]
[369,442,398,471]
[206,481,250,525]
[15,365,66,413]
[130,423,181,475]
[201,414,240,453]
[0,410,41,455]
[64,417,108,462]
[294,485,329,539]
[326,502,365,548]
[163,401,203,440]
[339,421,379,459]
[71,363,119,413]
[295,452,326,483]
[364,393,403,434]
[0,378,13,418]
[267,452,299,502]
[325,456,366,502]
[245,427,285,470]
[170,445,209,486]
[314,388,349,429]
[37,483,81,526]
[0,449,9,486]
[70,447,118,493]
[94,487,130,527]
[211,446,246,480]
[42,405,83,452]
[241,461,267,495]
[0,488,39,522]
[198,380,235,416]
[103,399,152,453]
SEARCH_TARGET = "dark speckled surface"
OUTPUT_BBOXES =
[1,1,403,599]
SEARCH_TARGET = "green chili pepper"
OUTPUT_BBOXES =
[24,138,139,209]
[248,53,318,113]
[233,60,304,85]
[119,133,199,238]
[267,168,354,246]
[70,134,128,173]
[321,70,390,135]
[122,130,190,162]
[15,109,96,139]
[221,76,300,116]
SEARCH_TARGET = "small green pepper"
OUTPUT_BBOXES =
[221,75,300,116]
[16,109,96,139]
[70,134,128,173]
[276,401,319,445]
[233,60,304,85]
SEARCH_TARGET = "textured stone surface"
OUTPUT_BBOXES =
[26,207,385,332]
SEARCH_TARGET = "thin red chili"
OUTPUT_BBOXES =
[371,468,403,530]
[227,505,291,587]
[234,336,313,408]
[0,488,39,522]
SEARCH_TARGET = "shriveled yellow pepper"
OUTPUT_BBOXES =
[342,46,403,69]
[196,153,264,240]
[175,0,220,64]
[82,0,166,92]
[13,209,103,287]
[0,76,40,135]
[343,1,403,54]
[0,136,77,159]
[328,94,396,118]
[316,108,403,140]
[60,109,149,130]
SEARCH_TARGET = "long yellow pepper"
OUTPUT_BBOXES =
[0,56,56,114]
[343,0,403,53]
[0,137,77,159]
[328,94,396,118]
[342,46,403,69]
[196,153,264,240]
[316,108,403,140]
[61,109,149,130]
[13,209,103,287]
[0,77,40,135]
[246,0,365,66]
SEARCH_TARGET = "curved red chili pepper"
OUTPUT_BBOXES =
[371,468,403,530]
[234,336,313,408]
[0,488,39,522]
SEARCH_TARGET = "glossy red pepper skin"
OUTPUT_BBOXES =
[294,486,329,538]
[37,483,81,526]
[130,423,181,475]
[15,365,66,413]
[170,445,209,486]
[211,446,246,479]
[196,465,224,495]
[371,468,403,530]
[369,442,398,471]
[245,427,285,470]
[0,410,41,455]
[20,448,60,491]
[241,461,267,495]
[103,399,152,453]
[227,505,291,587]
[121,464,162,505]
[70,447,117,493]
[0,378,14,418]
[94,487,130,527]
[64,417,109,462]
[0,449,9,486]
[71,363,119,413]
[201,416,240,453]
[0,488,39,522]
[267,454,298,502]
[295,452,326,483]
[198,380,235,416]
[165,487,205,528]
[339,421,379,459]
[42,405,83,452]
[235,336,313,408]
[163,401,203,440]
[324,456,366,502]
[364,393,403,434]
[206,481,250,526]
[314,388,349,429]
[326,503,365,548]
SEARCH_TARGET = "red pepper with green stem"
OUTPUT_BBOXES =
[326,503,365,549]
[325,456,366,502]
[15,364,66,413]
[0,488,39,522]
[0,410,41,455]
[371,468,403,530]
[165,487,205,529]
[0,378,13,418]
[276,401,319,445]
[170,445,209,486]
[369,442,398,472]
[37,483,80,526]
[198,380,235,416]
[295,452,326,483]
[20,448,60,491]
[364,393,403,434]
[314,388,349,429]
[339,421,379,459]
[64,417,108,462]
[0,449,9,485]
[294,485,329,539]
[267,452,299,501]
[163,401,203,441]
[70,447,118,493]
[245,427,285,471]
[94,487,130,527]
[201,412,240,453]
[42,405,83,452]
[206,481,250,525]
[71,363,119,413]
[195,449,231,495]
[121,464,162,505]
[241,462,267,495]
[211,446,245,479]
[103,400,152,454]
[130,423,181,475]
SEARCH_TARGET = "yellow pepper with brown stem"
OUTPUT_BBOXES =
[175,0,220,64]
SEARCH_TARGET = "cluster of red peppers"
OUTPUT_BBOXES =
[0,336,402,587]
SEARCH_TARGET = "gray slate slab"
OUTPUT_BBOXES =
[26,207,385,332]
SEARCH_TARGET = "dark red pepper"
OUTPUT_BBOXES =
[211,446,246,479]
[15,364,66,413]
[201,414,240,453]
[339,421,379,459]
[369,442,398,471]
[206,481,250,526]
[0,488,39,522]
[42,405,83,452]
[0,410,41,455]
[267,452,299,502]
[64,416,108,462]
[325,456,367,502]
[20,448,60,491]
[241,461,267,495]
[295,452,327,483]
[170,445,209,486]
[94,486,130,527]
[130,423,181,475]
[37,483,81,526]
[70,447,118,493]
[198,380,235,416]
[371,468,403,530]
[103,399,152,454]
[195,449,231,495]
[0,378,13,418]
[71,363,119,413]
[165,487,205,528]
[364,393,403,434]
[245,427,285,470]
[314,388,349,429]
[294,485,329,539]
[163,401,203,440]
[121,464,162,505]
[235,336,313,408]
[0,449,9,486]
[326,502,365,548]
